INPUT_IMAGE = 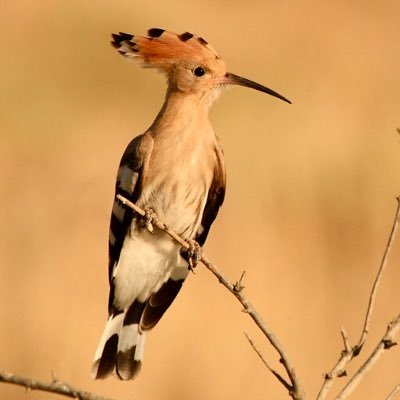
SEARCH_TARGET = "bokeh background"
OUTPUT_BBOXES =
[1,1,400,399]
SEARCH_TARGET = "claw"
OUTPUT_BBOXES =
[140,208,157,234]
[182,239,202,271]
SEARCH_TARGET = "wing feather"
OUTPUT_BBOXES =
[108,133,153,313]
[196,139,226,245]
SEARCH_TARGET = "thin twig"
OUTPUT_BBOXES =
[316,343,353,400]
[204,259,304,400]
[244,331,291,391]
[335,315,400,400]
[386,384,400,400]
[317,197,400,400]
[0,371,113,400]
[117,194,305,400]
[356,197,400,352]
[340,327,351,354]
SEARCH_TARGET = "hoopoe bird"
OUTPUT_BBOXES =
[92,28,290,380]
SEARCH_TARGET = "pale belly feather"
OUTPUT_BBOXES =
[113,227,187,307]
[113,160,211,308]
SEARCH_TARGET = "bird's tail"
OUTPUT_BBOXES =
[92,274,186,380]
[92,302,146,380]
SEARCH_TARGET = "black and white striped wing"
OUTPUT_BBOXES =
[196,141,226,246]
[107,133,153,313]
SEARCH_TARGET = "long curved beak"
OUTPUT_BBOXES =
[225,72,291,104]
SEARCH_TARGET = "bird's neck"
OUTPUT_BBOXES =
[149,88,213,138]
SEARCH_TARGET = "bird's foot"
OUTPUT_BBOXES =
[182,239,202,271]
[140,208,157,234]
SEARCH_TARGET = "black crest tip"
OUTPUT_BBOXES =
[148,28,165,38]
[119,32,134,40]
[111,33,122,43]
[198,37,208,45]
[179,32,194,42]
[111,32,134,43]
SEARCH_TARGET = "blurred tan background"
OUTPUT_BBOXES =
[1,1,400,399]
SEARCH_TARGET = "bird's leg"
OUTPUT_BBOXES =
[139,208,157,234]
[182,239,202,271]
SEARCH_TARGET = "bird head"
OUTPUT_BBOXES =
[111,28,291,104]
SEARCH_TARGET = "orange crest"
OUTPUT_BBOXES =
[111,28,221,73]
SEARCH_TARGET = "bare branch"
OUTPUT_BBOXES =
[385,384,400,400]
[244,331,291,391]
[335,315,400,400]
[116,194,305,400]
[356,196,400,352]
[316,339,353,400]
[0,371,113,400]
[317,197,400,400]
[116,194,189,250]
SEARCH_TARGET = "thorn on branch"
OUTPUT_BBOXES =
[352,344,362,357]
[383,339,397,349]
[233,270,246,293]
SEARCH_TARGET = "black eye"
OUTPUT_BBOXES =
[193,66,205,77]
